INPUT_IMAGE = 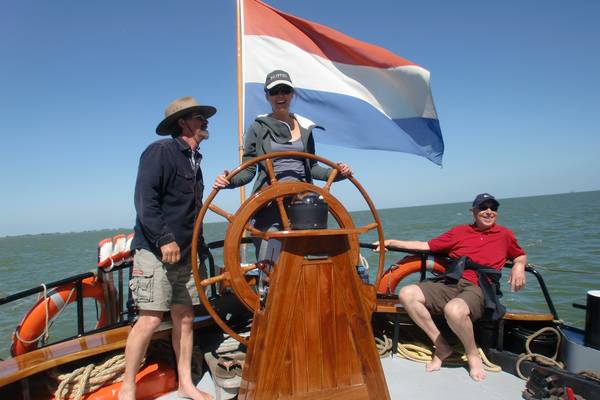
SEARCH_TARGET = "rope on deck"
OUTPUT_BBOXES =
[47,338,207,399]
[50,353,138,400]
[516,326,564,380]
[579,370,600,382]
[375,334,502,372]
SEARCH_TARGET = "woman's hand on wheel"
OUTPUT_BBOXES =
[337,162,353,177]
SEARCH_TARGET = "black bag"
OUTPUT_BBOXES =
[437,256,506,320]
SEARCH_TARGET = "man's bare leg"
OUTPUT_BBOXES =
[171,305,214,400]
[398,285,453,372]
[444,298,486,381]
[118,311,164,400]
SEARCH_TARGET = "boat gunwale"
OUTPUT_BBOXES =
[0,316,213,387]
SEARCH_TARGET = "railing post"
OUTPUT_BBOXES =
[118,268,124,322]
[75,279,84,336]
[419,253,427,281]
[526,265,559,320]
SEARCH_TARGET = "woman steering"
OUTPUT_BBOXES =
[213,70,352,259]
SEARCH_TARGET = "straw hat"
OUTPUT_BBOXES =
[156,96,217,135]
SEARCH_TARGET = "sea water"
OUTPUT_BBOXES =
[1,190,599,359]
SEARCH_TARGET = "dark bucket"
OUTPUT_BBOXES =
[287,192,328,230]
[584,290,600,350]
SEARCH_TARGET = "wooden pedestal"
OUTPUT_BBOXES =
[238,230,389,399]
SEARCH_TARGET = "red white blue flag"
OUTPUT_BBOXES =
[241,0,444,165]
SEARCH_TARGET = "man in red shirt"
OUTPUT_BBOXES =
[376,193,527,381]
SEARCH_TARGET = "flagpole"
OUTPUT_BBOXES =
[236,0,249,264]
[236,0,246,204]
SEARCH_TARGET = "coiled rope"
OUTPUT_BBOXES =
[48,339,206,399]
[375,334,501,372]
[516,326,564,380]
[50,353,136,400]
[579,370,600,382]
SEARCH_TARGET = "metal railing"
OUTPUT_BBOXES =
[359,242,559,320]
[0,237,248,355]
[0,263,134,353]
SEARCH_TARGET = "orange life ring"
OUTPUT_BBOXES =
[11,276,109,356]
[377,255,447,295]
[71,361,177,400]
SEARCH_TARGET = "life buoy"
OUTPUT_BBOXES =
[97,233,134,269]
[11,276,108,356]
[377,255,447,295]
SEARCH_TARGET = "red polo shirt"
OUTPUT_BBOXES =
[428,224,525,284]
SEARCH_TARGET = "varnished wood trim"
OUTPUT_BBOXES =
[375,300,555,322]
[296,384,368,399]
[0,325,132,387]
[264,227,369,239]
[375,298,402,314]
[502,312,555,321]
[0,317,213,387]
[375,304,406,314]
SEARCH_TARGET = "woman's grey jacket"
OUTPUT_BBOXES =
[228,114,335,194]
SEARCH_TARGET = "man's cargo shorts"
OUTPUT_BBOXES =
[129,249,199,311]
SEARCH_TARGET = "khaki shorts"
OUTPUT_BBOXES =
[417,279,485,321]
[129,249,200,312]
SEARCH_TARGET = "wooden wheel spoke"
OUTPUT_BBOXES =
[200,272,229,287]
[209,204,234,222]
[200,264,257,287]
[265,158,278,184]
[245,224,267,238]
[241,264,258,274]
[323,168,338,192]
[359,222,379,232]
[275,197,291,230]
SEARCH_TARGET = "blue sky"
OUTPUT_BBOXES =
[1,0,599,236]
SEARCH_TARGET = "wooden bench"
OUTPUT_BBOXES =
[375,298,556,356]
[375,298,554,321]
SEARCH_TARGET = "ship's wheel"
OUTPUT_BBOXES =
[190,151,385,344]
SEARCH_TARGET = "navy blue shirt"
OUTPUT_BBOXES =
[132,137,204,264]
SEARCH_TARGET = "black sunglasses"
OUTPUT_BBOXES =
[267,86,293,96]
[188,114,207,122]
[187,114,208,129]
[477,203,498,212]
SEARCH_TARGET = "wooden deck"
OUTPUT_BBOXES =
[158,356,526,400]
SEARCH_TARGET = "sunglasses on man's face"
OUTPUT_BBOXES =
[477,203,498,212]
[188,114,208,129]
[268,86,293,96]
[188,114,206,122]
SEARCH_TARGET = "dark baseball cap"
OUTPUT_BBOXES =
[264,70,294,91]
[472,193,500,209]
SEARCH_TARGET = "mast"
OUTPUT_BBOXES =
[236,0,246,204]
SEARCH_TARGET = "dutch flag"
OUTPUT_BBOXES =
[241,0,444,165]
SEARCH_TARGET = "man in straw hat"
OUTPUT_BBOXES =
[119,97,216,400]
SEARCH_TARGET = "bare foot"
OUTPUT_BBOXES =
[466,352,487,381]
[426,337,453,372]
[117,383,135,400]
[178,384,214,400]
